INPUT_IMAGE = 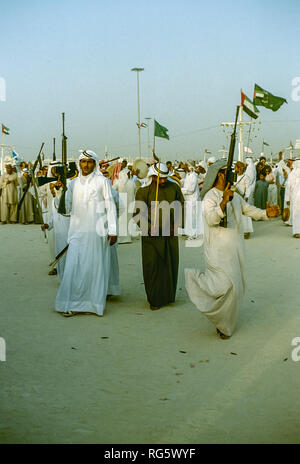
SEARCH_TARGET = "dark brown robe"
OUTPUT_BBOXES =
[134,180,184,307]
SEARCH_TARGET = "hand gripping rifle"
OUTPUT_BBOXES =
[220,105,239,228]
[58,112,68,214]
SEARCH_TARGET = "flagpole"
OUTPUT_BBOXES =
[153,119,156,155]
[238,105,243,162]
[1,132,4,175]
[145,117,151,158]
[131,67,144,159]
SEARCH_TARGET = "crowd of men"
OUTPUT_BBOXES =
[1,149,298,338]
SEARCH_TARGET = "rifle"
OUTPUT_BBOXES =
[53,137,56,161]
[17,142,44,221]
[58,113,68,214]
[220,105,239,228]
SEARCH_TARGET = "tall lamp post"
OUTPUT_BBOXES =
[131,67,144,158]
[145,117,151,158]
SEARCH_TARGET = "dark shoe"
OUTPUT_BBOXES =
[244,233,250,240]
[62,311,76,317]
[150,305,161,311]
[48,268,57,275]
[293,234,300,238]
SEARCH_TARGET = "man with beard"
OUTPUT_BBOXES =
[0,162,19,224]
[134,162,185,310]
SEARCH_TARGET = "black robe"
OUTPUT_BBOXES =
[134,180,184,307]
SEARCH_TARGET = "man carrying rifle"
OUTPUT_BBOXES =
[55,149,117,317]
[184,159,280,339]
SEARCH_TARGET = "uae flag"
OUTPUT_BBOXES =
[1,124,9,135]
[241,91,259,119]
[253,84,287,111]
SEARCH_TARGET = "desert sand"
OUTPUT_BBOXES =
[1,218,300,444]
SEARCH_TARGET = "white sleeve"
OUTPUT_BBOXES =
[102,179,117,236]
[241,198,268,220]
[203,194,225,226]
[182,175,197,195]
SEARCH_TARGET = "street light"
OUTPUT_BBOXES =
[131,67,144,158]
[144,117,151,158]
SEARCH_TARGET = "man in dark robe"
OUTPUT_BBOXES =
[133,162,185,310]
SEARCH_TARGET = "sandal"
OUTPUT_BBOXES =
[216,328,230,339]
[63,311,76,317]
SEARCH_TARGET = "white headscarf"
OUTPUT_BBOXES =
[78,150,99,174]
[148,162,169,178]
[245,157,256,183]
[78,149,99,162]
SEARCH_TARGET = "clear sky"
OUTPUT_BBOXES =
[1,0,300,161]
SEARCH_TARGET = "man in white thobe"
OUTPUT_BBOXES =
[181,164,203,239]
[0,163,19,224]
[113,167,136,243]
[18,168,35,224]
[244,157,256,205]
[42,181,70,281]
[234,161,253,239]
[55,150,117,317]
[185,159,280,339]
[98,164,123,296]
[285,159,300,238]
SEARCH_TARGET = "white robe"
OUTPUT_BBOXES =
[185,187,268,336]
[113,169,136,243]
[181,171,203,237]
[39,182,56,262]
[48,195,70,281]
[285,165,300,234]
[107,185,124,296]
[55,171,117,315]
[244,160,256,205]
[235,174,253,234]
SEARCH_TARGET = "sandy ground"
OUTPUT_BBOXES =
[1,218,300,444]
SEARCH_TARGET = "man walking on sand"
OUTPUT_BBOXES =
[185,159,280,339]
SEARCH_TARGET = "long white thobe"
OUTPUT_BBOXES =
[0,173,19,222]
[181,171,203,237]
[235,174,253,234]
[285,166,300,234]
[113,169,136,243]
[107,184,124,296]
[48,195,70,281]
[39,182,56,261]
[244,162,256,205]
[55,171,117,315]
[185,187,268,336]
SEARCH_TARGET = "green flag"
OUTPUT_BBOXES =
[154,119,169,140]
[253,84,287,111]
